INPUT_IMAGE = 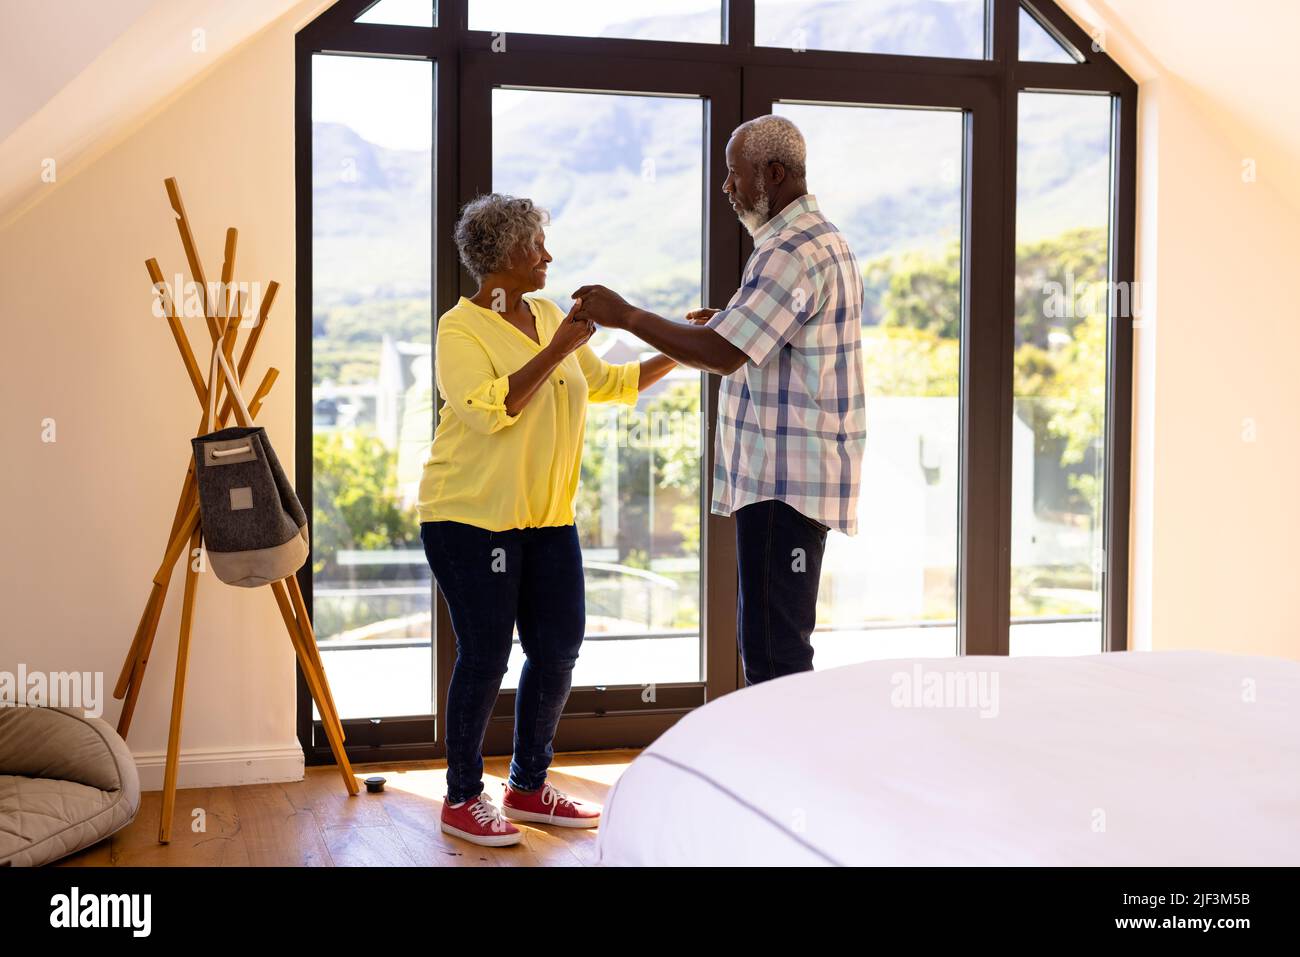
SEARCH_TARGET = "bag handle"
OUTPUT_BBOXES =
[207,335,253,430]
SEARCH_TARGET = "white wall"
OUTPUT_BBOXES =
[1128,74,1300,660]
[1056,0,1300,662]
[0,0,327,789]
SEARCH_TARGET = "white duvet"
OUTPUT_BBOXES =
[595,651,1300,866]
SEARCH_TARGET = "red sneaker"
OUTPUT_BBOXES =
[502,781,601,828]
[440,792,522,847]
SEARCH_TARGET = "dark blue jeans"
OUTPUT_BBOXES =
[734,498,829,685]
[419,520,585,804]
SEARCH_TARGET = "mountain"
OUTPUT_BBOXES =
[312,122,431,308]
[311,1,1111,316]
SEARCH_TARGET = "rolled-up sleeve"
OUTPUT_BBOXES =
[576,344,641,405]
[707,244,819,368]
[436,324,521,434]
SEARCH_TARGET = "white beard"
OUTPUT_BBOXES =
[737,180,771,237]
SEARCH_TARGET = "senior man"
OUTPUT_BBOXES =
[574,114,866,685]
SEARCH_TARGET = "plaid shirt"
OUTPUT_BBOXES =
[706,194,866,535]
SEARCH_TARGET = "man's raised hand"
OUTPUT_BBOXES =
[571,284,633,329]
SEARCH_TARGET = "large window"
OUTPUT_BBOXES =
[356,0,436,28]
[1010,91,1114,656]
[309,53,433,720]
[491,88,706,686]
[469,0,723,43]
[756,0,988,58]
[296,0,1137,763]
[775,101,965,665]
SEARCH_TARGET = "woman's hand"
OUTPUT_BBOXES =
[547,298,596,358]
[684,307,720,325]
[571,285,634,329]
[503,300,592,417]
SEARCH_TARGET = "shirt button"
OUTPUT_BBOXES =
[559,379,565,385]
[466,399,472,405]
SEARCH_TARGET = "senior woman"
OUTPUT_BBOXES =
[417,193,676,847]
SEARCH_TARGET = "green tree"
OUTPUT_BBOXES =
[577,380,701,556]
[861,226,1108,519]
[649,380,703,557]
[312,429,420,579]
[870,244,962,339]
[1011,227,1107,518]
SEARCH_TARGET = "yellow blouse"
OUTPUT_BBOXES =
[416,294,641,531]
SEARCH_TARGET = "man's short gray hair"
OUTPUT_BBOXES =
[454,193,550,281]
[734,114,807,181]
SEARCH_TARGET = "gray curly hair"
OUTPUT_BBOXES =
[454,193,551,281]
[734,114,807,180]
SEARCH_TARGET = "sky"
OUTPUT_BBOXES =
[467,0,719,35]
[354,0,723,33]
[313,1,719,152]
[312,55,433,152]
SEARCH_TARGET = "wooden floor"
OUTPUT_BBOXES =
[55,749,636,867]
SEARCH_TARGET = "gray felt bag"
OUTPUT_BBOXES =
[190,338,309,587]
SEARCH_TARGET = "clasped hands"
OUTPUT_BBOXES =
[569,284,718,329]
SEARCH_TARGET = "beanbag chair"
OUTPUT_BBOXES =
[0,706,141,866]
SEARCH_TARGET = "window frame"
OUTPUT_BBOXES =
[294,0,1137,764]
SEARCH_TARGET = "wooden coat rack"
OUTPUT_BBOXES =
[114,178,357,844]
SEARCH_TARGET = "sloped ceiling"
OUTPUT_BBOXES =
[2,1,1297,224]
[0,0,323,226]
[0,0,157,144]
[1060,0,1300,212]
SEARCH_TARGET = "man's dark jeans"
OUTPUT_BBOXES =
[734,498,829,685]
[419,520,585,804]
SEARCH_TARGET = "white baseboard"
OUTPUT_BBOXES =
[132,743,305,792]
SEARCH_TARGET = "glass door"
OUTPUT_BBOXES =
[309,52,435,721]
[780,100,965,665]
[1009,90,1115,656]
[490,86,706,689]
[744,67,1005,662]
[457,51,741,750]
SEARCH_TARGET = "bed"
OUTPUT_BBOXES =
[595,650,1300,866]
